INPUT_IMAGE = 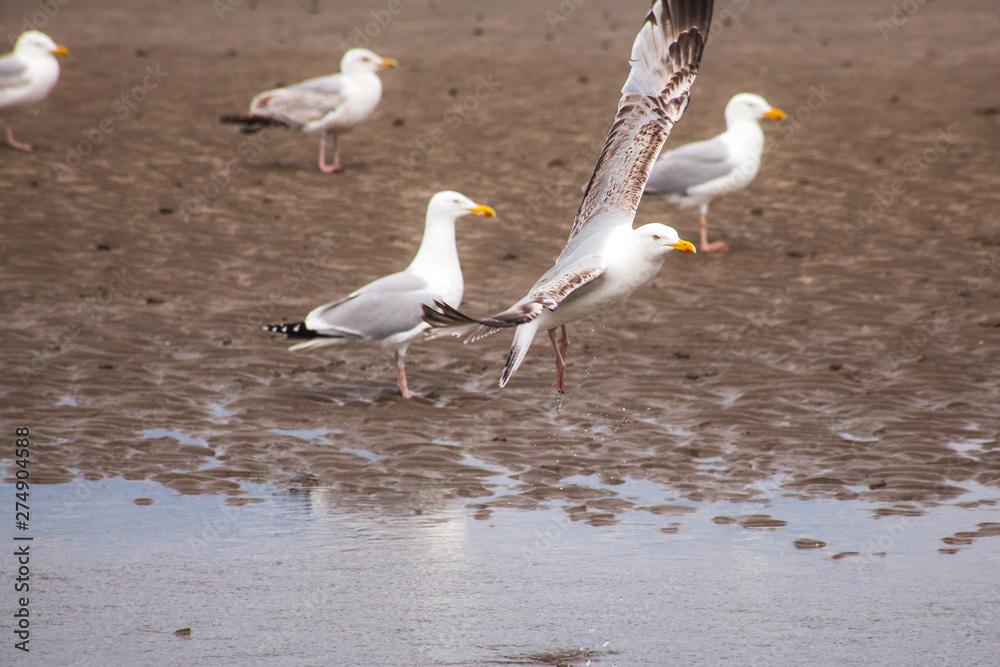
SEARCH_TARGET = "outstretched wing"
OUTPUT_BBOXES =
[569,0,712,240]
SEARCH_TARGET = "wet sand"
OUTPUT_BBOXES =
[2,0,999,663]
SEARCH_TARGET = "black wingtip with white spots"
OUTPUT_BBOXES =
[263,322,317,339]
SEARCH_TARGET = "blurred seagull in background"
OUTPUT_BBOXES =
[644,92,785,251]
[220,47,396,172]
[265,191,495,399]
[422,0,710,393]
[0,31,68,152]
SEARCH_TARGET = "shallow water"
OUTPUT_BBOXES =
[11,477,999,665]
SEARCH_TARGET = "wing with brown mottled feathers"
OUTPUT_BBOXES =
[569,0,712,241]
[422,264,605,343]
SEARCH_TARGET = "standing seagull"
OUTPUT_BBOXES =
[644,93,785,251]
[422,0,711,393]
[0,31,69,152]
[219,48,396,172]
[265,191,495,399]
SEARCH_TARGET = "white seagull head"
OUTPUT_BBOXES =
[426,190,496,222]
[15,31,69,59]
[633,223,696,257]
[725,93,785,124]
[340,48,396,75]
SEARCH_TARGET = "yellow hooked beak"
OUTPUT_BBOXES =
[52,45,69,57]
[668,239,696,253]
[378,58,397,70]
[467,204,495,218]
[764,107,785,120]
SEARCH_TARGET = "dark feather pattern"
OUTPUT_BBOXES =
[264,322,321,339]
[528,266,606,311]
[421,265,605,343]
[569,0,712,241]
[218,113,291,134]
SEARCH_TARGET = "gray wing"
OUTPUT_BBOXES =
[0,52,29,90]
[304,270,437,341]
[569,0,712,241]
[249,75,346,125]
[288,74,346,95]
[644,135,734,195]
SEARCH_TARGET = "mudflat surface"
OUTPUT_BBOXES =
[1,0,999,663]
[4,0,998,514]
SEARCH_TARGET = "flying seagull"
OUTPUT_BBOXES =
[422,0,711,393]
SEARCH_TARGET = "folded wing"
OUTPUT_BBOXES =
[0,54,29,92]
[644,135,733,196]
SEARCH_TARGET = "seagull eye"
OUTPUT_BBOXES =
[652,235,660,241]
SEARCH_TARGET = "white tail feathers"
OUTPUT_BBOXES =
[288,337,342,351]
[499,320,540,388]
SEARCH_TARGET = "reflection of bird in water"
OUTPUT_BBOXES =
[0,31,69,152]
[423,0,709,393]
[644,93,785,252]
[265,191,495,399]
[220,48,396,172]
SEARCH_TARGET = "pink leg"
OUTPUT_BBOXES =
[699,214,729,253]
[318,131,343,173]
[548,325,569,393]
[3,118,33,152]
[394,351,413,399]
